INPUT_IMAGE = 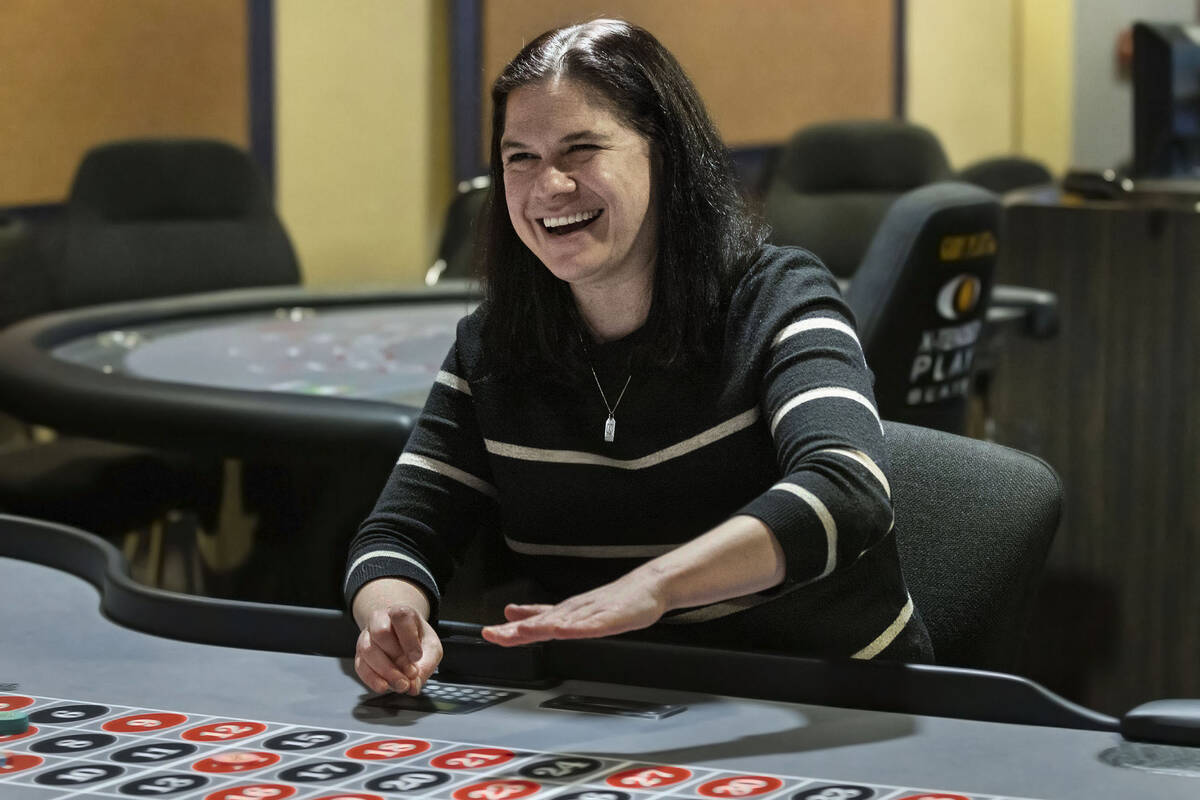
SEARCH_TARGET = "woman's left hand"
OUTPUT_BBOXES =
[480,571,668,646]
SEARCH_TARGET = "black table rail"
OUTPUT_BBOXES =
[0,284,479,461]
[3,512,1153,738]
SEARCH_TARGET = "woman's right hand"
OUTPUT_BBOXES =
[352,579,443,696]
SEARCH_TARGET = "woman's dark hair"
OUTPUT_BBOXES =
[479,18,766,378]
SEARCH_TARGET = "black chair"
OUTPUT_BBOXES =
[50,138,299,307]
[0,215,55,330]
[845,181,998,433]
[425,177,490,285]
[957,156,1055,194]
[763,120,954,278]
[885,420,1061,671]
[0,139,299,570]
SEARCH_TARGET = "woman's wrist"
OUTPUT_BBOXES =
[351,577,432,628]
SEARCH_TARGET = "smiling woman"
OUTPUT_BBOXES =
[344,19,933,698]
[500,78,657,341]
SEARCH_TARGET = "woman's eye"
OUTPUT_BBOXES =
[568,144,600,153]
[504,153,534,166]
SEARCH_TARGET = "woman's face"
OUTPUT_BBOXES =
[501,78,657,294]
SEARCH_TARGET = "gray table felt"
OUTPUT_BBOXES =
[2,556,1197,800]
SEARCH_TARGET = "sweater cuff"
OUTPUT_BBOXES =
[344,548,443,623]
[737,489,831,584]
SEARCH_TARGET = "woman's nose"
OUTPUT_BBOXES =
[533,165,576,198]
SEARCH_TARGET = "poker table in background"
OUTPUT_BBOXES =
[2,514,1200,800]
[0,284,479,606]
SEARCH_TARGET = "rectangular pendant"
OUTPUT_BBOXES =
[604,416,616,443]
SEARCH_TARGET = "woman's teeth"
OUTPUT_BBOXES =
[542,209,601,234]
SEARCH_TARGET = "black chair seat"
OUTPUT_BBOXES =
[886,421,1061,670]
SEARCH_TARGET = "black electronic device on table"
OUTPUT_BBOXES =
[1134,21,1200,180]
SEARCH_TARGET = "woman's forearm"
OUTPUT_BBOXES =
[633,515,786,612]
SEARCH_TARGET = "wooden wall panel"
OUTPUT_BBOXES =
[482,0,895,150]
[991,197,1200,715]
[0,0,248,206]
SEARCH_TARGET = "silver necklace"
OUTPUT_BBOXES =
[588,364,631,443]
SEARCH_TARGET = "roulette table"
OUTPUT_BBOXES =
[0,285,478,606]
[1,514,1198,800]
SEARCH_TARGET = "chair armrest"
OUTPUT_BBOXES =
[987,284,1059,339]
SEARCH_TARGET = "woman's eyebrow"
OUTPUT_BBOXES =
[501,130,614,151]
[561,130,612,144]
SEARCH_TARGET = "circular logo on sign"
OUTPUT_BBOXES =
[936,275,983,320]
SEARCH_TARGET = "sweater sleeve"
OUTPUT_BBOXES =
[343,316,498,620]
[735,247,894,586]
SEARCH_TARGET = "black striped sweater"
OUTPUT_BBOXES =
[345,245,933,662]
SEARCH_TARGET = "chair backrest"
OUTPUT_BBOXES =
[763,120,953,278]
[957,156,1054,194]
[426,177,490,285]
[884,420,1061,671]
[846,181,998,433]
[0,215,55,329]
[53,138,300,308]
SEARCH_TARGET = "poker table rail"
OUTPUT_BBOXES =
[1,513,1126,737]
[0,284,480,462]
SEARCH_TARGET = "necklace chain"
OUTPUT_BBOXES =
[586,362,631,444]
[579,332,631,443]
[589,364,631,417]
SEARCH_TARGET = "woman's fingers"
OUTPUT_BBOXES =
[353,655,391,694]
[387,606,426,679]
[356,604,444,693]
[503,603,552,622]
[355,628,410,693]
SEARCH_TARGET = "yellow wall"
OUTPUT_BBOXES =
[905,0,1016,168]
[905,0,1073,173]
[275,0,451,288]
[1015,0,1073,174]
[271,0,1077,290]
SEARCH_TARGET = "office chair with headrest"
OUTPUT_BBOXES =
[845,181,998,433]
[0,139,298,569]
[884,420,1061,671]
[957,156,1055,195]
[426,177,490,286]
[52,138,300,308]
[763,120,954,278]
